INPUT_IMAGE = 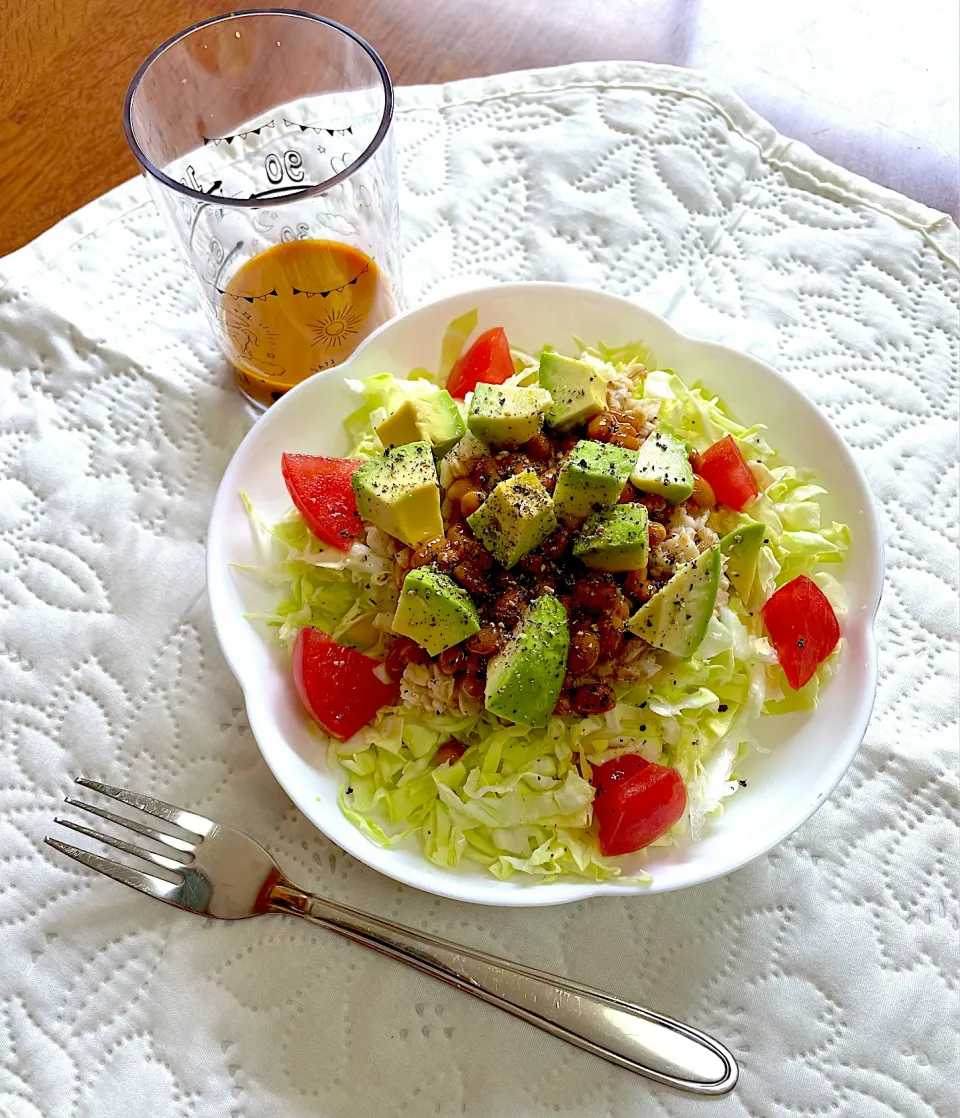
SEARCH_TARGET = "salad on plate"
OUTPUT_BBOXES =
[241,312,848,883]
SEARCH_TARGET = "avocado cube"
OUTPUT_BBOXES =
[467,470,557,569]
[376,389,466,459]
[538,350,607,432]
[484,595,569,726]
[468,384,552,448]
[351,441,443,549]
[553,439,639,521]
[719,519,767,608]
[630,428,694,504]
[573,503,650,572]
[626,545,721,659]
[392,565,481,656]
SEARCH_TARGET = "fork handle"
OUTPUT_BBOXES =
[271,883,737,1094]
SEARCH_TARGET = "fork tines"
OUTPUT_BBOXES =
[44,837,185,895]
[45,778,212,898]
[73,778,213,837]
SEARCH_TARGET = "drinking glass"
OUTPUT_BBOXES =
[123,10,400,408]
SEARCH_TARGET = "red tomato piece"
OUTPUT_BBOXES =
[281,453,363,551]
[762,575,840,690]
[697,435,760,511]
[446,326,515,398]
[591,754,687,856]
[292,627,399,741]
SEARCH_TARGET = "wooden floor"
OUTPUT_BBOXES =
[0,0,956,255]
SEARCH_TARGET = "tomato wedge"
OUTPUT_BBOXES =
[446,326,514,399]
[697,435,759,511]
[281,453,363,551]
[762,575,840,690]
[591,754,687,856]
[292,627,399,741]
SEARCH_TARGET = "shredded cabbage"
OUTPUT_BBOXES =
[237,494,392,650]
[332,712,640,882]
[642,369,775,458]
[241,326,850,882]
[343,374,443,459]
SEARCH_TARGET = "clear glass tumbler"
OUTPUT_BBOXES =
[123,10,400,408]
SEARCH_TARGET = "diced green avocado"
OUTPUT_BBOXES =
[719,520,766,608]
[351,441,443,549]
[537,350,607,431]
[626,545,721,658]
[467,470,558,568]
[484,595,569,726]
[375,390,466,459]
[573,503,650,572]
[392,565,480,656]
[468,383,552,448]
[630,429,694,504]
[553,439,639,521]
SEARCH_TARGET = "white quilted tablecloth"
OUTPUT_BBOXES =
[1,62,957,1118]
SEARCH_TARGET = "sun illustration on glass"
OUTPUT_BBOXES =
[310,303,364,350]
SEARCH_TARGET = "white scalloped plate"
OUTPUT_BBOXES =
[206,283,884,906]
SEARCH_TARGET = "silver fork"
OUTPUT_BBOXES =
[47,777,738,1095]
